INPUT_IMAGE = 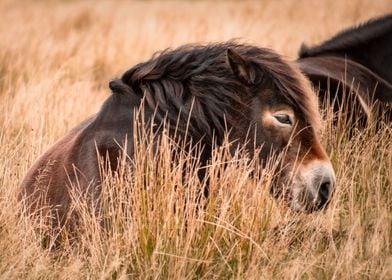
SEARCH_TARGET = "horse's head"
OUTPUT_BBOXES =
[226,47,336,212]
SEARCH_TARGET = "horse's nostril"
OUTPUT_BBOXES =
[318,181,330,207]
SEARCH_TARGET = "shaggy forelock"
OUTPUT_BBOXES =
[119,42,321,139]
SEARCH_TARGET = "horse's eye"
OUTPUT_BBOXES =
[274,114,293,125]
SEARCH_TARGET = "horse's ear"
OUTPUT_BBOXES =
[226,48,259,85]
[109,79,132,95]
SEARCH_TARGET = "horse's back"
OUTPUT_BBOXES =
[20,115,100,224]
[296,14,392,123]
[299,14,392,82]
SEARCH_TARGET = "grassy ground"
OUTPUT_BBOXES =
[1,0,391,279]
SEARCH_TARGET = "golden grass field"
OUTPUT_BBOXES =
[1,0,392,279]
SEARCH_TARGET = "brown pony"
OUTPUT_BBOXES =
[297,14,392,124]
[20,43,335,228]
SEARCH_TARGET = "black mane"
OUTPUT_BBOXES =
[113,42,319,142]
[120,43,245,141]
[299,14,392,58]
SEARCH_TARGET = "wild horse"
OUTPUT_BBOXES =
[297,14,392,124]
[20,43,336,229]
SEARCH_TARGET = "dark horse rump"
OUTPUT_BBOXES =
[20,42,336,232]
[296,14,392,124]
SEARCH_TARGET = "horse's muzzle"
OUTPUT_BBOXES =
[290,161,336,212]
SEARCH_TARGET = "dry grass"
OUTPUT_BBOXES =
[1,0,392,279]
